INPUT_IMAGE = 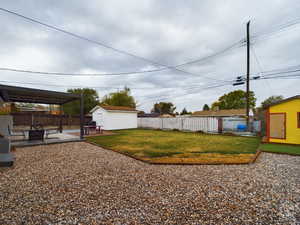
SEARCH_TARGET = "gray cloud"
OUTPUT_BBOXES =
[0,0,299,112]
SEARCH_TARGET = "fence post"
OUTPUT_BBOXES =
[181,118,184,130]
[59,105,63,133]
[218,118,223,134]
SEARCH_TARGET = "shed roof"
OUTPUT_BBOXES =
[192,108,248,117]
[101,105,137,111]
[264,95,300,108]
[90,105,137,113]
[0,84,80,105]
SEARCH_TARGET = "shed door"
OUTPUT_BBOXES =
[95,112,104,126]
[269,113,285,139]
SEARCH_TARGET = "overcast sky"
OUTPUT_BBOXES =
[0,0,299,112]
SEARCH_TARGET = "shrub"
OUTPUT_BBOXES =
[196,130,206,134]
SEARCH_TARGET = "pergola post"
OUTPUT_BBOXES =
[80,93,84,139]
[59,104,63,133]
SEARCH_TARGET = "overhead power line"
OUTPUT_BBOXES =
[1,66,298,93]
[0,37,243,77]
[252,17,300,42]
[0,7,244,81]
[139,83,230,105]
[0,7,163,67]
[0,67,165,76]
[0,6,298,93]
[0,79,226,90]
[0,70,298,107]
[260,74,300,80]
[0,38,243,77]
[139,72,300,105]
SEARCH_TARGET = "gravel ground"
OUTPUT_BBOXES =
[0,142,299,225]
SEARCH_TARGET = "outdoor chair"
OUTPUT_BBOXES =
[7,125,26,140]
[45,128,60,139]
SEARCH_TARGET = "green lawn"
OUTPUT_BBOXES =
[259,143,300,155]
[87,129,260,164]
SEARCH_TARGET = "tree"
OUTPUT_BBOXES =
[63,88,99,115]
[152,102,176,115]
[10,103,19,113]
[180,107,192,115]
[203,104,210,111]
[261,95,284,108]
[101,87,136,108]
[181,108,188,115]
[211,90,256,110]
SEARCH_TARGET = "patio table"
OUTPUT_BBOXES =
[84,125,102,135]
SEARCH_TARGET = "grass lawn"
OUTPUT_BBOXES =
[87,129,260,164]
[259,143,300,155]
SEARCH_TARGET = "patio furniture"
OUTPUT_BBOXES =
[7,125,26,140]
[0,84,84,140]
[84,124,103,135]
[96,125,103,134]
[45,128,60,139]
[29,123,45,141]
[84,125,92,135]
[0,133,14,167]
[28,129,45,141]
[84,121,96,135]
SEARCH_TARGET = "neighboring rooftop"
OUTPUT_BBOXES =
[264,95,300,108]
[192,108,251,117]
[138,112,160,118]
[16,105,49,112]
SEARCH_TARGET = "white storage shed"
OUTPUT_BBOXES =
[90,105,138,130]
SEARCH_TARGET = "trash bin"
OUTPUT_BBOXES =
[237,124,247,132]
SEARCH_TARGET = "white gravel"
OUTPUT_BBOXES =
[0,142,299,225]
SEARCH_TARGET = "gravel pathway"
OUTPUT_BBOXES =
[0,142,299,225]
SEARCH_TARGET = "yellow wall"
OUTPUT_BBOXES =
[269,99,300,144]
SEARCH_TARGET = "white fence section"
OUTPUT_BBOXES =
[222,117,261,132]
[138,117,219,133]
[253,120,261,133]
[222,117,246,131]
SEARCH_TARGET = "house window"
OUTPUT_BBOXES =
[298,112,300,128]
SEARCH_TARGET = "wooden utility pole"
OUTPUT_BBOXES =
[246,21,250,130]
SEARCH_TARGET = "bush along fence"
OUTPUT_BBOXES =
[138,117,220,133]
[11,112,92,127]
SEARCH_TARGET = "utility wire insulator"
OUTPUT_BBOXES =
[233,82,245,86]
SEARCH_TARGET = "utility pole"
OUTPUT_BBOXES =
[233,21,253,131]
[246,21,250,131]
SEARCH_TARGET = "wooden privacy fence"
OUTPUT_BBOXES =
[11,112,92,126]
[138,117,219,133]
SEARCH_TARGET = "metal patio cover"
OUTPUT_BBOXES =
[0,84,80,105]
